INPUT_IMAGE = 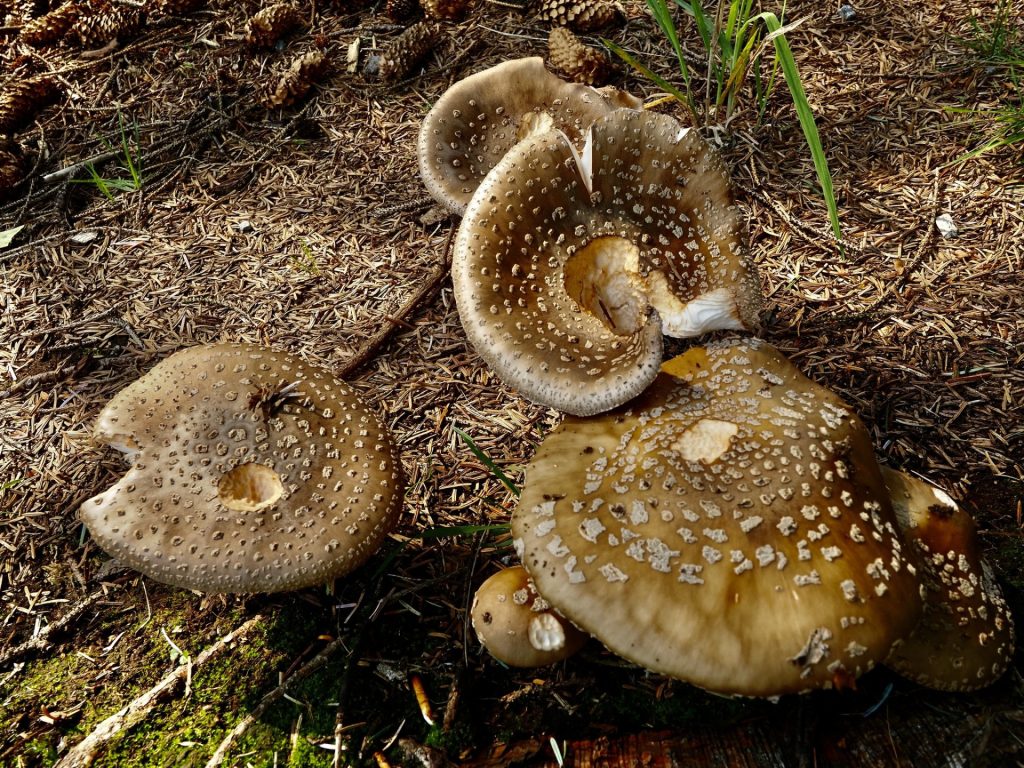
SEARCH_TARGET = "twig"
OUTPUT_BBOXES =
[53,614,265,768]
[0,587,120,668]
[42,151,122,183]
[205,633,352,767]
[17,302,124,339]
[335,234,454,379]
[0,365,74,401]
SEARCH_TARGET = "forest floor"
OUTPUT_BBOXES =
[1,0,1023,766]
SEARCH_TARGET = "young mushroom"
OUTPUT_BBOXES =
[471,565,587,667]
[882,467,1015,690]
[80,343,403,593]
[453,108,761,416]
[512,338,921,696]
[417,56,641,215]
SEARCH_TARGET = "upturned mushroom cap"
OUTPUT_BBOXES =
[453,108,761,416]
[511,338,921,696]
[882,467,1015,690]
[81,343,403,593]
[418,57,641,215]
[471,565,587,667]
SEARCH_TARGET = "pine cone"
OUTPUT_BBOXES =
[537,0,623,32]
[19,1,80,46]
[364,22,442,82]
[72,3,146,47]
[0,76,64,134]
[547,26,616,86]
[419,0,467,20]
[245,3,304,49]
[263,50,331,108]
[385,0,417,22]
[0,136,27,197]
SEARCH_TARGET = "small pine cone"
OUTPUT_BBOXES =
[72,4,146,48]
[263,50,331,108]
[419,0,467,21]
[538,0,622,32]
[0,136,28,197]
[547,27,615,86]
[151,0,206,16]
[19,1,80,46]
[0,75,64,134]
[385,0,417,22]
[364,22,442,82]
[245,3,304,49]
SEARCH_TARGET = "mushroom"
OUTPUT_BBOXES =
[453,108,761,417]
[80,343,403,593]
[511,338,921,696]
[471,565,587,667]
[417,56,641,215]
[882,467,1015,690]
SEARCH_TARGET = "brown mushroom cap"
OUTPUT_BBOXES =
[417,57,642,215]
[81,343,403,593]
[453,108,761,417]
[511,338,921,696]
[882,467,1015,690]
[471,565,587,667]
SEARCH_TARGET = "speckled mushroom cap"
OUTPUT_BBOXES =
[511,338,921,696]
[81,343,403,593]
[471,565,587,667]
[453,108,761,417]
[418,57,642,215]
[881,467,1014,690]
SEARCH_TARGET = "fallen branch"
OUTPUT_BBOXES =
[0,586,120,667]
[53,614,265,768]
[336,233,454,380]
[203,633,351,768]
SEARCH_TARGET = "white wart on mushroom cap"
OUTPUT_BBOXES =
[882,467,1015,690]
[453,108,761,417]
[511,338,921,696]
[417,56,641,215]
[81,343,403,593]
[471,565,587,667]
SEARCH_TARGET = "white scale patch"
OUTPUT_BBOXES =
[599,563,629,583]
[703,528,728,543]
[630,500,648,525]
[679,563,705,584]
[579,518,606,543]
[739,516,763,533]
[794,570,822,586]
[702,545,723,564]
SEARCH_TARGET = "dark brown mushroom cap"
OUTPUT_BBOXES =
[882,467,1015,690]
[471,565,587,667]
[81,343,403,593]
[512,338,921,696]
[417,57,642,215]
[453,108,761,416]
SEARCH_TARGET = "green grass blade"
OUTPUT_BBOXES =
[603,38,694,113]
[758,12,843,245]
[646,0,691,92]
[453,427,521,496]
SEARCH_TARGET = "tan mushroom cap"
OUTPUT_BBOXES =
[417,57,641,215]
[882,467,1015,690]
[453,108,761,416]
[81,343,403,593]
[471,565,587,667]
[512,338,921,696]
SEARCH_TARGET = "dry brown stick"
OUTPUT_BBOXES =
[17,302,124,339]
[53,614,265,768]
[203,633,351,768]
[0,366,74,401]
[0,586,120,667]
[335,234,454,380]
